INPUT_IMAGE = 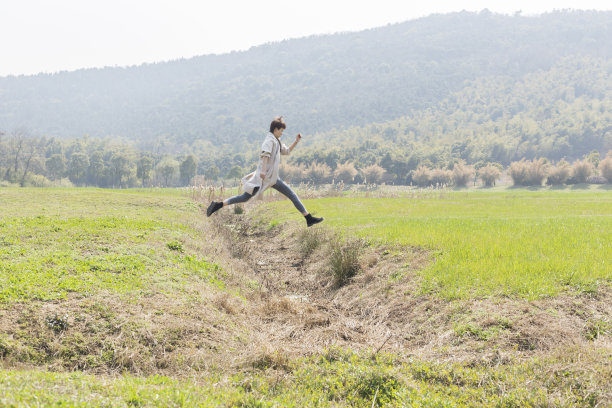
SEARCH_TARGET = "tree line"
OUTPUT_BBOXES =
[1,128,610,189]
[0,131,201,188]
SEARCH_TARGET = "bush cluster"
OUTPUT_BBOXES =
[546,160,571,185]
[280,161,385,185]
[284,153,612,188]
[509,159,548,186]
[478,165,501,187]
[600,154,612,183]
[571,159,594,184]
[507,156,605,187]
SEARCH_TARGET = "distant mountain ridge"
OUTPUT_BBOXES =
[1,10,611,157]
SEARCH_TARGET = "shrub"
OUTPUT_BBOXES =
[571,159,594,184]
[299,228,328,257]
[54,177,75,188]
[279,162,305,183]
[333,161,358,184]
[546,160,571,185]
[329,239,362,287]
[478,165,501,187]
[509,160,528,185]
[531,159,549,185]
[412,166,432,187]
[305,162,331,184]
[452,162,474,187]
[361,164,386,185]
[26,174,53,187]
[430,168,453,187]
[598,153,612,183]
[509,158,548,186]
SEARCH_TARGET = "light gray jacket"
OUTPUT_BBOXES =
[241,133,290,198]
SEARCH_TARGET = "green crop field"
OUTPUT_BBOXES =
[267,189,612,299]
[1,187,611,407]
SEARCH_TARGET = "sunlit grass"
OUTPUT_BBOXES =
[267,190,612,299]
[0,188,220,302]
[1,347,608,407]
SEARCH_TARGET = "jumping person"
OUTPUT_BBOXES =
[206,116,324,227]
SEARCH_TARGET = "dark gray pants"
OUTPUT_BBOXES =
[226,179,306,214]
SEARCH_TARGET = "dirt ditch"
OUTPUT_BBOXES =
[1,204,610,378]
[203,207,612,368]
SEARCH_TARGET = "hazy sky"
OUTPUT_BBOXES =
[1,0,610,77]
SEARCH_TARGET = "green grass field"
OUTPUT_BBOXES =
[0,188,223,303]
[1,187,611,407]
[268,189,612,299]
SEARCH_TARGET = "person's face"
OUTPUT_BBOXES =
[273,127,284,138]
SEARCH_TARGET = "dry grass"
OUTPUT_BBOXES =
[509,158,549,186]
[600,153,612,182]
[0,289,246,376]
[571,158,595,183]
[546,159,571,185]
[478,165,501,187]
[329,238,363,287]
[194,205,612,374]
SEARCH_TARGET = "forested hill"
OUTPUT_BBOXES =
[296,57,611,176]
[1,10,610,158]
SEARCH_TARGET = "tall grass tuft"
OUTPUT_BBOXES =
[452,163,474,188]
[598,153,612,183]
[509,158,548,186]
[299,227,328,257]
[571,159,594,184]
[478,165,501,187]
[412,166,432,187]
[333,161,358,184]
[329,239,362,287]
[546,160,571,185]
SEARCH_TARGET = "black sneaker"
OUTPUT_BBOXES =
[305,214,324,227]
[207,201,223,217]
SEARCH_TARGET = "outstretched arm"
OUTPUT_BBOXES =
[288,134,301,153]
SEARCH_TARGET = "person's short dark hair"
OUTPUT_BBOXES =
[269,116,286,133]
